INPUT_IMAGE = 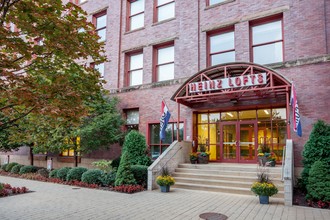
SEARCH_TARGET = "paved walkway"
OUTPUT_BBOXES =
[0,176,329,220]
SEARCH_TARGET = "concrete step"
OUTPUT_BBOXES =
[173,177,284,190]
[178,163,283,172]
[172,182,284,199]
[174,168,282,178]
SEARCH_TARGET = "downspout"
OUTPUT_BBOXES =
[117,0,123,89]
[286,85,291,139]
[197,0,201,71]
[324,0,329,54]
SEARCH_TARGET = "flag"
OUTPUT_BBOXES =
[290,83,302,137]
[160,100,171,141]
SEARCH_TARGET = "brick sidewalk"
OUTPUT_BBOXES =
[0,176,329,220]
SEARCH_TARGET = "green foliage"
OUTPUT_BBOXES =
[251,182,278,197]
[11,164,24,174]
[306,160,330,201]
[56,167,72,181]
[111,157,121,169]
[131,165,148,187]
[301,120,330,189]
[81,169,104,185]
[49,169,58,178]
[122,130,151,166]
[0,164,8,171]
[115,151,136,186]
[79,97,124,154]
[92,160,112,173]
[5,162,18,172]
[102,171,117,187]
[19,165,38,174]
[66,167,88,181]
[1,0,107,136]
[37,168,50,178]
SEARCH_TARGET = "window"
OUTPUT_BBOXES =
[93,11,107,42]
[95,63,105,78]
[155,0,175,22]
[127,52,143,86]
[208,29,235,66]
[154,44,174,81]
[128,0,145,31]
[125,109,139,130]
[208,0,228,6]
[251,16,283,65]
[149,122,184,160]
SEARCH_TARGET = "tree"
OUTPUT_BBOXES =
[115,151,136,186]
[301,120,330,189]
[0,0,106,131]
[121,130,151,166]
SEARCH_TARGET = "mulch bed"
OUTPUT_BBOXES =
[293,187,330,209]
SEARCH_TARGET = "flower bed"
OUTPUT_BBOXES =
[0,183,29,197]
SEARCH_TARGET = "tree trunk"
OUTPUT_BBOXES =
[29,146,34,166]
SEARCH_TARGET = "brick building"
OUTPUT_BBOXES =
[1,0,329,173]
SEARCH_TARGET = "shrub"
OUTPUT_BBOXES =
[37,168,50,178]
[111,157,121,169]
[251,182,278,197]
[306,160,330,202]
[102,171,116,186]
[301,120,330,190]
[10,164,23,174]
[49,169,58,178]
[122,130,151,166]
[1,164,8,171]
[19,165,38,174]
[113,185,144,194]
[5,162,18,172]
[81,169,103,185]
[115,151,136,186]
[66,167,88,181]
[56,167,72,181]
[92,160,112,173]
[131,165,148,187]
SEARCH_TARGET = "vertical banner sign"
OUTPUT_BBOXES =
[290,83,302,137]
[160,101,171,141]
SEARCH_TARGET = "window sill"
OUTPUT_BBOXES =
[205,0,235,10]
[152,17,176,27]
[124,27,145,35]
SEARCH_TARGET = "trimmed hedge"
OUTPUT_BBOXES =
[110,157,121,169]
[306,160,330,201]
[19,165,38,174]
[11,164,24,174]
[1,164,8,171]
[49,169,58,178]
[37,168,50,178]
[131,165,148,187]
[81,169,104,185]
[115,151,136,186]
[56,167,71,181]
[102,171,116,186]
[66,167,88,181]
[5,162,18,172]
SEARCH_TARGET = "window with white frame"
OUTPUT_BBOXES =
[209,30,235,66]
[128,0,145,31]
[251,18,283,65]
[95,63,105,78]
[125,109,139,130]
[155,0,175,22]
[93,11,107,42]
[208,0,227,6]
[128,52,143,86]
[155,44,174,81]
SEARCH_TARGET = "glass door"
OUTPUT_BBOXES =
[239,122,257,163]
[220,123,237,162]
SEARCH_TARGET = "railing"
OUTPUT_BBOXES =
[147,141,191,190]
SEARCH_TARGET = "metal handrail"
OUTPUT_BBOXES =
[281,146,286,181]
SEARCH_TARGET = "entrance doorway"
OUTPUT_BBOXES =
[221,121,257,163]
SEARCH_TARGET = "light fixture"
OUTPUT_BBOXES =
[264,110,269,115]
[227,112,234,117]
[230,99,238,104]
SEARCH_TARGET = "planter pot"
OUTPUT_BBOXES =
[258,156,267,166]
[160,185,170,193]
[190,159,197,164]
[269,160,276,167]
[259,195,269,204]
[198,155,209,164]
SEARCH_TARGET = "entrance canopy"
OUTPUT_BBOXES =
[171,62,291,109]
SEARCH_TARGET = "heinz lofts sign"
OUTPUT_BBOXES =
[189,73,267,93]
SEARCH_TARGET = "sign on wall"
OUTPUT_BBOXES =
[189,73,267,93]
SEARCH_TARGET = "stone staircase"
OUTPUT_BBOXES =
[172,163,284,201]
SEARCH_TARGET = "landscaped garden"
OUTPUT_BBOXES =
[0,130,152,195]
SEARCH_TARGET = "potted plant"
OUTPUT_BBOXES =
[266,152,276,167]
[197,151,210,164]
[251,167,278,204]
[189,152,198,164]
[156,167,175,192]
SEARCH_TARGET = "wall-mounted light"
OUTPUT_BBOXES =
[264,110,269,115]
